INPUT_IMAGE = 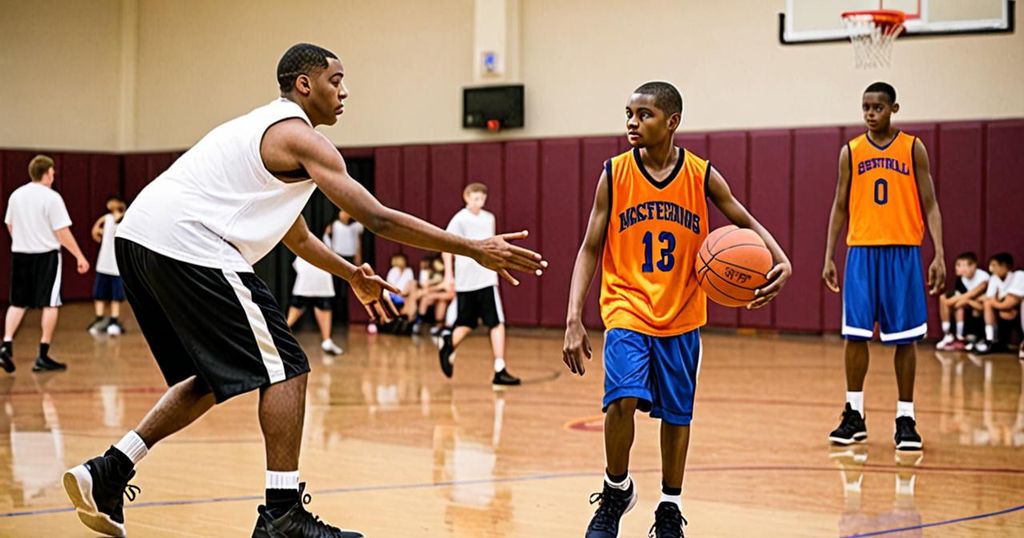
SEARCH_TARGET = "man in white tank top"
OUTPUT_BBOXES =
[63,43,547,538]
[89,195,127,336]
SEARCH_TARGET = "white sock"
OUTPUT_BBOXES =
[114,430,149,465]
[605,472,631,491]
[494,357,506,373]
[941,321,951,333]
[846,391,865,416]
[266,470,300,490]
[897,400,915,419]
[660,492,682,510]
[955,321,964,338]
[985,324,995,341]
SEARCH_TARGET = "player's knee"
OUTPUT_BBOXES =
[607,397,639,417]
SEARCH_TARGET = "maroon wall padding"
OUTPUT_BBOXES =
[539,139,582,327]
[466,143,505,231]
[372,147,403,272]
[705,132,749,328]
[502,141,541,325]
[580,137,621,329]
[985,121,1024,263]
[56,153,93,300]
[937,123,984,266]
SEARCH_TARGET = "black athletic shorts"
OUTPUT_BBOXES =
[453,286,505,330]
[115,238,309,402]
[289,295,333,311]
[10,251,61,308]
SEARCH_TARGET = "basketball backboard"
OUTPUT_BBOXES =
[780,0,1015,43]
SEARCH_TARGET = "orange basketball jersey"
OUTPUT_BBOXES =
[846,131,924,246]
[600,147,709,336]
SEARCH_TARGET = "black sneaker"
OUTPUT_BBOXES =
[492,368,521,386]
[829,403,867,445]
[0,347,14,374]
[252,483,363,538]
[585,480,638,538]
[63,449,139,537]
[33,355,67,372]
[894,416,923,451]
[438,333,454,378]
[649,502,687,538]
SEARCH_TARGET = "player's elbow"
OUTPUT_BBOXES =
[360,210,394,237]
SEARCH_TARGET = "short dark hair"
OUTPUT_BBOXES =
[634,81,683,117]
[864,81,897,104]
[277,43,338,93]
[29,155,54,182]
[955,252,978,264]
[990,252,1014,268]
[464,182,488,196]
[391,252,408,264]
[106,194,124,204]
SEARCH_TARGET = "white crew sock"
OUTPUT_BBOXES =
[494,357,506,373]
[955,321,964,338]
[941,321,951,334]
[605,471,631,491]
[846,391,865,416]
[985,324,996,342]
[114,430,149,465]
[897,400,915,419]
[659,492,682,510]
[266,470,300,490]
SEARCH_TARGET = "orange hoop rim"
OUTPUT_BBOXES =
[841,9,907,28]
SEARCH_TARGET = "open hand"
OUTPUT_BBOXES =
[749,261,792,309]
[562,319,592,376]
[822,259,840,293]
[927,256,946,296]
[349,264,400,323]
[473,231,548,286]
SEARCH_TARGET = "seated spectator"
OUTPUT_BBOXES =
[975,252,1024,354]
[382,253,417,334]
[417,255,454,336]
[286,254,343,355]
[937,252,989,350]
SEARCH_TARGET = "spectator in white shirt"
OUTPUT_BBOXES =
[324,210,364,324]
[937,252,989,350]
[974,252,1024,354]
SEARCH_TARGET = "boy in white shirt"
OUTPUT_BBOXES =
[438,183,521,386]
[974,252,1024,354]
[385,253,417,320]
[936,252,989,350]
[287,250,343,355]
[89,195,128,336]
[2,155,90,373]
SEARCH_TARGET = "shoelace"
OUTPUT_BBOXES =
[839,408,861,431]
[648,507,687,537]
[124,483,141,502]
[298,491,343,534]
[588,491,627,530]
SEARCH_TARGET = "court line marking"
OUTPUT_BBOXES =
[3,464,1022,538]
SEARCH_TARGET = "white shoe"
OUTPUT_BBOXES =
[935,334,956,350]
[321,339,343,355]
[105,323,123,336]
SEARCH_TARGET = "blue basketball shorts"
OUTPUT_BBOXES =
[842,246,927,345]
[602,328,702,426]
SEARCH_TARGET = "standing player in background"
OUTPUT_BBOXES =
[325,210,364,327]
[61,44,546,538]
[935,252,988,350]
[562,82,791,538]
[823,82,945,451]
[287,243,344,356]
[438,183,522,387]
[89,195,128,336]
[1,155,90,373]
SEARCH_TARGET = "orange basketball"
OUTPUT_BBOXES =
[695,225,773,307]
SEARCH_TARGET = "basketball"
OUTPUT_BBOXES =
[696,225,773,307]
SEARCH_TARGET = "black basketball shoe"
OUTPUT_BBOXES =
[33,355,67,372]
[0,346,14,373]
[649,502,687,537]
[894,416,923,451]
[829,403,867,445]
[438,333,455,378]
[252,483,363,538]
[63,448,140,537]
[492,368,521,386]
[585,479,637,538]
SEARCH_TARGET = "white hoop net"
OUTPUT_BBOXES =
[842,11,905,69]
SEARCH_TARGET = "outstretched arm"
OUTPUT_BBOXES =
[264,120,546,285]
[707,167,792,309]
[914,138,945,296]
[823,145,852,294]
[562,170,611,376]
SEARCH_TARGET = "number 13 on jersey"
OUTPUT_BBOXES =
[642,231,675,273]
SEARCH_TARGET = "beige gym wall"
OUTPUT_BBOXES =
[2,0,1022,151]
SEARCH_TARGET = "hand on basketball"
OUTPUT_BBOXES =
[927,256,946,296]
[349,264,401,323]
[749,261,792,309]
[76,256,90,274]
[473,231,548,286]
[822,259,840,293]
[562,319,592,376]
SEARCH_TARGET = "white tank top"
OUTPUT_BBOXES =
[96,213,119,276]
[117,98,317,271]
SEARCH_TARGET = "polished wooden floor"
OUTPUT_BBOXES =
[0,304,1021,537]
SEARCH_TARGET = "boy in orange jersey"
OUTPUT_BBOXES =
[562,82,791,538]
[823,82,945,451]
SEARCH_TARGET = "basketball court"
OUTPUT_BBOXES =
[1,0,1022,536]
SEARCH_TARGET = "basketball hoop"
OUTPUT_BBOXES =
[841,9,905,69]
